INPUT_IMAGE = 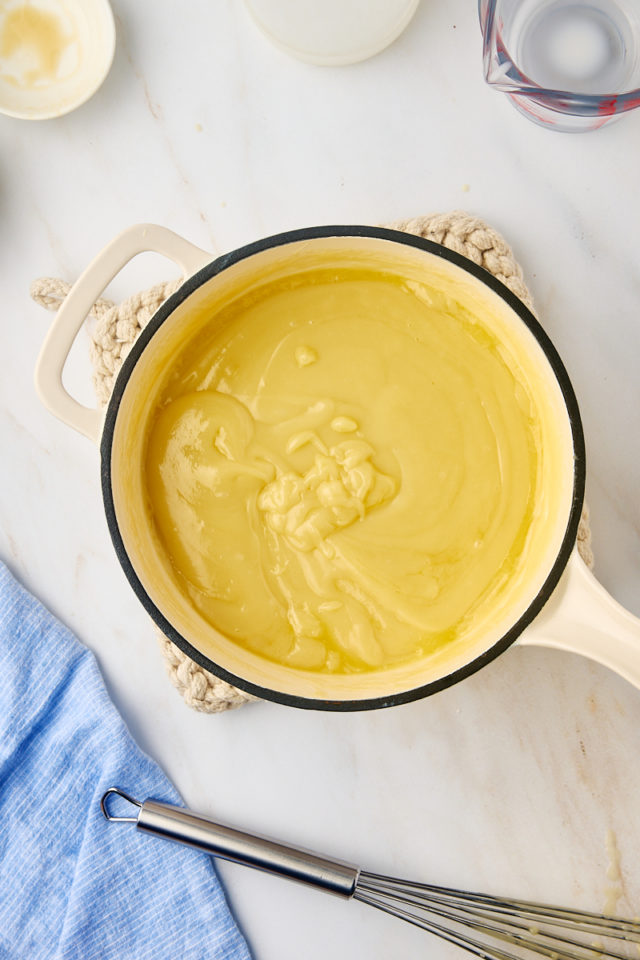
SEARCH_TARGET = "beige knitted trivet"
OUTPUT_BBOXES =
[31,211,593,713]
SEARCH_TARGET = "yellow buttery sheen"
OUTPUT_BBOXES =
[143,266,544,675]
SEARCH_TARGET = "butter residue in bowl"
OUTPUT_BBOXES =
[0,0,115,119]
[0,4,78,89]
[143,265,551,676]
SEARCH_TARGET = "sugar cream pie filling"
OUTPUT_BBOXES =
[137,252,572,680]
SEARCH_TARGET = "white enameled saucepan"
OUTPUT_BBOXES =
[35,223,640,709]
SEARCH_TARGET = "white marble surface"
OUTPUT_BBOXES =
[1,1,640,957]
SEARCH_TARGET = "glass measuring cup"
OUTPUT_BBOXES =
[479,0,640,131]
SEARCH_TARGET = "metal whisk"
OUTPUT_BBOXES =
[102,788,640,960]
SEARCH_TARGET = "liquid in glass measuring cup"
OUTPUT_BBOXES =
[479,0,640,131]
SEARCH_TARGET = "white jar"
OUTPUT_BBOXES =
[244,0,420,66]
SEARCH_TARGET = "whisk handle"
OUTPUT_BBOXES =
[137,798,360,898]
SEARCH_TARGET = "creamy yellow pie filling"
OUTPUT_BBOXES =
[140,262,559,677]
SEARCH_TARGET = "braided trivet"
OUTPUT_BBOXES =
[31,211,593,713]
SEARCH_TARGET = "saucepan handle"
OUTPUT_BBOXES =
[34,224,211,444]
[519,548,640,689]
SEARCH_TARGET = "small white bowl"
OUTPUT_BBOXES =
[0,0,115,120]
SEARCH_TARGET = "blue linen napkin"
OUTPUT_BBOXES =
[0,561,252,960]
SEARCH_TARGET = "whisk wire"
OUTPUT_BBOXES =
[360,874,640,939]
[355,889,522,960]
[355,872,640,960]
[358,889,631,960]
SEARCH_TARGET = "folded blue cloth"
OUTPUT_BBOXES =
[0,562,252,960]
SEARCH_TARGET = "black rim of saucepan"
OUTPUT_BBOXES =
[100,225,586,711]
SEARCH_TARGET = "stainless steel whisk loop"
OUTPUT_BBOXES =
[102,788,640,960]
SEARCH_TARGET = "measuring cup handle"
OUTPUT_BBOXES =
[519,548,640,689]
[34,224,211,444]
